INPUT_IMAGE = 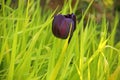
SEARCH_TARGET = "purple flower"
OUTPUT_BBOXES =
[52,13,76,39]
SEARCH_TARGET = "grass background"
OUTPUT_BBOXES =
[0,0,120,80]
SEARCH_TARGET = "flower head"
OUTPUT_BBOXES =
[52,13,76,39]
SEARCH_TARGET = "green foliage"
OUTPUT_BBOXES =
[0,0,120,80]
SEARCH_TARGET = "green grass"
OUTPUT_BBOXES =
[0,0,120,80]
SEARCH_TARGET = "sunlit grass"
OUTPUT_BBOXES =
[0,0,120,80]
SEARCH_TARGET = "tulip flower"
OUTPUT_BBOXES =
[52,13,76,41]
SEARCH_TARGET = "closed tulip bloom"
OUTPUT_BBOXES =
[52,13,76,39]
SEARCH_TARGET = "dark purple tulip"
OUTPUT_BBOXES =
[52,13,76,40]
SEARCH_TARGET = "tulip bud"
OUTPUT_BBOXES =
[52,13,76,40]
